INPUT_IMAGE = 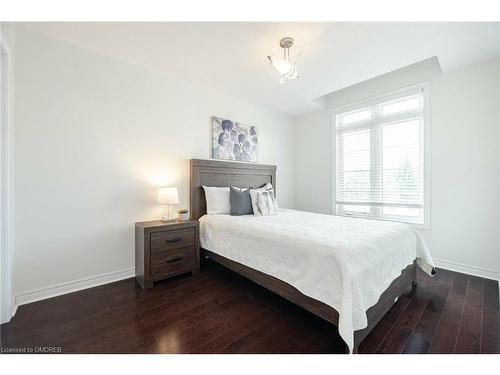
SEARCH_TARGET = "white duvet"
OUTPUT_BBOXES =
[199,209,434,353]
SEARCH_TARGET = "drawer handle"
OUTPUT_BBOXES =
[164,238,182,244]
[166,256,183,263]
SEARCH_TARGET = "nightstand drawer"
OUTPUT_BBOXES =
[150,228,194,252]
[151,246,196,278]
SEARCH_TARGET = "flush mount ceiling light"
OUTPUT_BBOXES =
[267,37,305,84]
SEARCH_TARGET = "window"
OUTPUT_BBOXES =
[334,83,430,227]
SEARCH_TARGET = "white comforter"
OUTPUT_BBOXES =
[199,209,434,352]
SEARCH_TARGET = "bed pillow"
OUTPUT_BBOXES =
[249,183,272,215]
[202,186,230,215]
[249,183,278,216]
[257,190,278,216]
[229,187,253,216]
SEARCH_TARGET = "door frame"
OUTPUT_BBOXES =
[0,26,14,324]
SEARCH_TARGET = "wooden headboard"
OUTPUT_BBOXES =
[189,159,277,220]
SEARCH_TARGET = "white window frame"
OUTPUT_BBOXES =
[332,82,431,230]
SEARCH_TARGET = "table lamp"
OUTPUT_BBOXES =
[157,187,179,222]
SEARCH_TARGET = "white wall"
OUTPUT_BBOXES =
[294,57,500,280]
[423,58,500,278]
[294,109,332,214]
[9,25,500,307]
[12,26,295,299]
[0,22,15,323]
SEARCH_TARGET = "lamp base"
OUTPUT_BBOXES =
[161,204,174,222]
[160,218,176,223]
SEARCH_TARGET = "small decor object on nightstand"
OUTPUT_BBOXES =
[157,187,179,222]
[135,220,200,290]
[177,209,189,221]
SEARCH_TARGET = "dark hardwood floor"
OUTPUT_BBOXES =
[1,261,498,354]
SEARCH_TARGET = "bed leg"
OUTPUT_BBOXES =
[411,262,417,289]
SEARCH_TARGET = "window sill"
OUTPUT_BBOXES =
[335,212,430,230]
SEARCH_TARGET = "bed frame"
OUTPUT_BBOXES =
[189,158,417,353]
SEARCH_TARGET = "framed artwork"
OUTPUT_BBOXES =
[211,116,258,162]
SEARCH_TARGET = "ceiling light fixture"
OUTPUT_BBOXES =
[267,37,304,84]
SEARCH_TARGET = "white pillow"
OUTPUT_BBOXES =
[202,186,230,215]
[249,183,272,215]
[249,183,278,216]
[257,190,278,216]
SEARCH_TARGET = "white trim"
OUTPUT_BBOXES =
[14,268,135,307]
[335,211,429,230]
[434,258,500,281]
[332,81,431,230]
[331,110,336,215]
[422,81,431,229]
[0,25,15,325]
[11,303,17,317]
[332,83,426,114]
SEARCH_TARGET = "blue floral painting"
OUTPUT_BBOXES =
[212,116,258,162]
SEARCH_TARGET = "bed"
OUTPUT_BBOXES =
[189,158,434,353]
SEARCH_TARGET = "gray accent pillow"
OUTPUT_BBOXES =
[230,187,254,215]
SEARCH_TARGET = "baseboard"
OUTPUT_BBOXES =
[433,258,500,281]
[14,267,135,309]
[11,302,18,317]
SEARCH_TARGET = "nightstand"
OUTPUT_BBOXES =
[135,220,199,289]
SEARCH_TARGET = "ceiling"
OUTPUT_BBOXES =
[25,22,500,116]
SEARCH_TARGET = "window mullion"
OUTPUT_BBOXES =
[370,105,382,218]
[335,115,344,215]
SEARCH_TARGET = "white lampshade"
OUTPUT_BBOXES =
[269,57,293,75]
[157,187,179,205]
